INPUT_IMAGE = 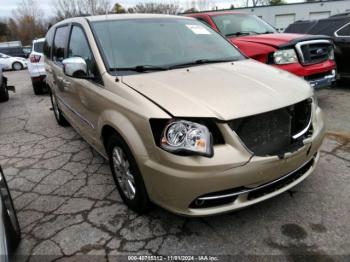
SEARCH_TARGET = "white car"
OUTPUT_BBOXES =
[28,38,46,95]
[0,53,27,71]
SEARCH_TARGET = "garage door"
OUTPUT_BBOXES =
[309,11,331,20]
[275,14,296,32]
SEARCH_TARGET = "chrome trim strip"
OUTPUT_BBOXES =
[295,39,332,64]
[56,95,95,129]
[334,22,350,38]
[198,156,315,201]
[292,116,312,140]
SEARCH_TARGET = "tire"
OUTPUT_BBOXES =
[0,167,21,252]
[12,62,23,71]
[0,82,9,102]
[107,133,151,214]
[50,90,70,126]
[32,80,44,95]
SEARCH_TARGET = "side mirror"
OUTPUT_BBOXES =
[62,57,88,78]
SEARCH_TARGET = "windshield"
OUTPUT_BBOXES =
[33,41,44,53]
[212,14,276,37]
[91,18,244,74]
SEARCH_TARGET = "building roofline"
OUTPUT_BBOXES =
[182,0,349,14]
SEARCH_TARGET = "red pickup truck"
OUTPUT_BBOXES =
[185,11,336,89]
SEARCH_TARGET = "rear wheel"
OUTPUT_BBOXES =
[0,82,9,102]
[107,133,151,213]
[12,62,23,71]
[50,90,70,126]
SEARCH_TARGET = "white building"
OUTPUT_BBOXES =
[234,0,350,32]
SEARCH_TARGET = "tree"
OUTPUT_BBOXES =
[53,0,112,20]
[112,3,126,13]
[0,22,7,37]
[242,0,269,7]
[132,2,181,15]
[269,0,284,5]
[11,0,46,45]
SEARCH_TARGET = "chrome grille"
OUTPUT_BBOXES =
[295,40,333,65]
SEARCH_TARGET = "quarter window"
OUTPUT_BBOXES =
[53,26,69,62]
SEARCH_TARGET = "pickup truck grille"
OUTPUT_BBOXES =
[296,40,333,65]
[229,99,312,157]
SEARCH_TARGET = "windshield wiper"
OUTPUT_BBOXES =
[111,65,169,72]
[168,59,236,70]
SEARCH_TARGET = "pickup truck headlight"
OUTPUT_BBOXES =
[160,120,213,157]
[273,49,298,64]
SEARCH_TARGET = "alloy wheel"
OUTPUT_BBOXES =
[112,146,136,200]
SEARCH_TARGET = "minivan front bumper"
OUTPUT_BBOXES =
[138,107,325,216]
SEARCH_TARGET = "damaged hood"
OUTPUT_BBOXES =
[230,33,333,48]
[122,59,313,120]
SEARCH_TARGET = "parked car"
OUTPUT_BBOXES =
[45,14,325,216]
[185,11,336,89]
[28,38,47,94]
[0,66,15,102]
[0,47,26,59]
[0,166,21,261]
[0,53,27,71]
[285,12,350,80]
[22,45,32,58]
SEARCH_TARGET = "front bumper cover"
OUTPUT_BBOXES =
[138,107,325,216]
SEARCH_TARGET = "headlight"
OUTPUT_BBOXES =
[160,120,213,157]
[273,49,298,64]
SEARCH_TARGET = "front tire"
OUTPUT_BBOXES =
[12,62,23,71]
[107,133,151,214]
[0,82,9,102]
[50,90,70,126]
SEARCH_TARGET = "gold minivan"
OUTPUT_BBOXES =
[44,14,325,216]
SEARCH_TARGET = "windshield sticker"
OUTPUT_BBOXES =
[186,24,211,35]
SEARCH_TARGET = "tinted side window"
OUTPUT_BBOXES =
[53,26,69,62]
[337,24,350,36]
[68,25,100,81]
[44,28,55,59]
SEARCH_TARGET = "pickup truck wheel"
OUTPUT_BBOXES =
[0,82,9,102]
[107,133,151,214]
[12,62,23,71]
[50,91,70,126]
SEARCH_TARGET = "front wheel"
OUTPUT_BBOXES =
[107,133,151,214]
[50,91,70,126]
[0,82,9,102]
[12,62,23,71]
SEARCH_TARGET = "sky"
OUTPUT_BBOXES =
[0,0,302,19]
